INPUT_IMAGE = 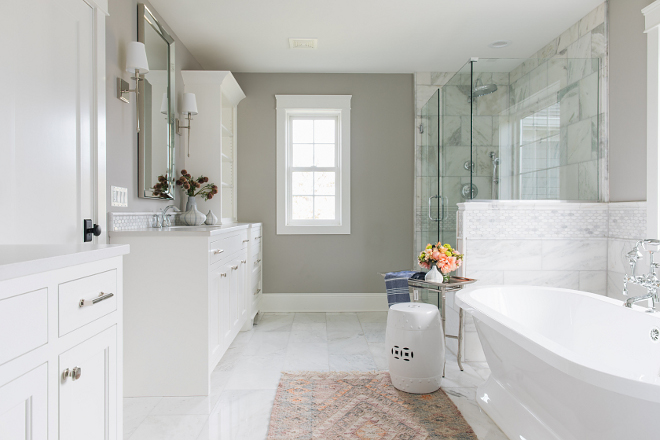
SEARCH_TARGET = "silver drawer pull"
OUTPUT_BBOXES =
[243,239,249,243]
[255,288,261,294]
[241,260,246,264]
[212,249,224,255]
[62,366,82,382]
[231,265,238,270]
[256,259,262,263]
[220,273,227,278]
[79,292,114,308]
[254,236,261,239]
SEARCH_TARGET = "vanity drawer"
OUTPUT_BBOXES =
[58,270,117,336]
[0,288,48,365]
[209,230,248,265]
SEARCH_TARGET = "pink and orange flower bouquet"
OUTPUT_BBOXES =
[418,242,464,282]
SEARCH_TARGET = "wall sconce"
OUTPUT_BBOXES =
[117,42,150,132]
[177,93,198,157]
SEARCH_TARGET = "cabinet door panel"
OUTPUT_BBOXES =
[0,364,47,440]
[59,327,117,440]
[229,259,239,328]
[221,262,232,344]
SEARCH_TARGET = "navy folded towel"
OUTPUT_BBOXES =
[384,271,420,307]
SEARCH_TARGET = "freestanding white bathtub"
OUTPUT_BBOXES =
[456,285,660,440]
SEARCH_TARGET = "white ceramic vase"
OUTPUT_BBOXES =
[182,196,206,226]
[205,210,218,225]
[425,265,444,283]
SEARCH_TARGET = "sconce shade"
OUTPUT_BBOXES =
[126,42,150,74]
[160,93,168,115]
[182,93,198,115]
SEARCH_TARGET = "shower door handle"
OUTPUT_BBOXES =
[428,196,441,221]
[442,196,449,221]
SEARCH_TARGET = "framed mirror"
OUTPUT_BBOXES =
[138,3,175,199]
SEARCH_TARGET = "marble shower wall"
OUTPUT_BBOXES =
[505,2,607,201]
[414,2,609,266]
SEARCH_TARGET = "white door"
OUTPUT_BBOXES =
[209,266,223,360]
[0,0,101,244]
[0,364,48,439]
[221,261,232,345]
[59,326,117,440]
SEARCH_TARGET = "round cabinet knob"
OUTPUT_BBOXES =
[71,366,82,380]
[62,366,82,382]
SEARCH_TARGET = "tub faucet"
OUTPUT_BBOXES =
[622,239,660,312]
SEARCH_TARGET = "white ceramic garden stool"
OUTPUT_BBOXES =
[386,302,445,394]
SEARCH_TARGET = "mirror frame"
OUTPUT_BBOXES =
[137,3,176,200]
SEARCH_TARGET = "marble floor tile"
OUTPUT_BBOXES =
[253,313,295,332]
[242,332,290,356]
[328,334,371,356]
[124,397,162,439]
[284,342,329,371]
[357,311,388,323]
[360,322,387,342]
[150,395,222,416]
[289,322,327,343]
[196,389,276,440]
[329,354,378,372]
[367,342,389,371]
[126,312,505,440]
[129,415,208,440]
[293,312,327,323]
[441,361,488,388]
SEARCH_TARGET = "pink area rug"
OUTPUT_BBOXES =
[267,371,477,439]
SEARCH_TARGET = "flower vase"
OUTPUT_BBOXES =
[425,265,443,283]
[443,273,451,283]
[182,196,206,226]
[205,210,218,225]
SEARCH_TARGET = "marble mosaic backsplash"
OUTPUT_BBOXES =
[108,211,185,231]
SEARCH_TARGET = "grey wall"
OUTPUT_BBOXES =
[106,0,202,213]
[234,73,414,293]
[609,0,653,202]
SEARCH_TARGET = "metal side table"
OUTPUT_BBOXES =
[406,276,476,375]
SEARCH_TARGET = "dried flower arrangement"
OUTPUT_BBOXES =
[151,174,171,198]
[175,169,218,200]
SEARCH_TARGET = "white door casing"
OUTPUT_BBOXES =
[0,0,108,244]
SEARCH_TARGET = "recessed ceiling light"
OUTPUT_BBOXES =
[489,40,511,48]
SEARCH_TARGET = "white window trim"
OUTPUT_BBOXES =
[276,95,351,234]
[644,1,660,238]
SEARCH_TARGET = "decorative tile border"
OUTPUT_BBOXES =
[608,202,647,239]
[458,201,609,239]
[457,201,648,241]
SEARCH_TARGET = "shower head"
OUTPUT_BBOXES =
[472,83,498,99]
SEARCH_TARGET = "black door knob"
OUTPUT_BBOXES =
[83,219,102,242]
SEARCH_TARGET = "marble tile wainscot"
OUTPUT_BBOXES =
[452,200,609,362]
[607,201,647,300]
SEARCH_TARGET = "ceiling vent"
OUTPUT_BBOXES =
[289,38,318,49]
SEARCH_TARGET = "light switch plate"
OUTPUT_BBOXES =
[111,186,128,207]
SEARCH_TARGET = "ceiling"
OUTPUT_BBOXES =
[148,0,605,73]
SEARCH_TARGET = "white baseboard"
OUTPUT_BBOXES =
[260,293,389,313]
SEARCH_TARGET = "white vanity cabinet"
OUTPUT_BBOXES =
[110,223,260,397]
[0,245,128,440]
[246,223,263,327]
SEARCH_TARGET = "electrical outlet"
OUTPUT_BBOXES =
[111,186,128,207]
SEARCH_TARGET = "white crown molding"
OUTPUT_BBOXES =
[644,0,660,32]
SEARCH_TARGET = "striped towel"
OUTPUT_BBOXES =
[384,271,418,307]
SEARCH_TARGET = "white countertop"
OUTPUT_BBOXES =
[0,244,130,282]
[108,223,254,238]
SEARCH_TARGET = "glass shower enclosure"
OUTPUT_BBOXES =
[417,57,600,255]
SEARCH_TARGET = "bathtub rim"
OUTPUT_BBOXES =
[456,285,660,404]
